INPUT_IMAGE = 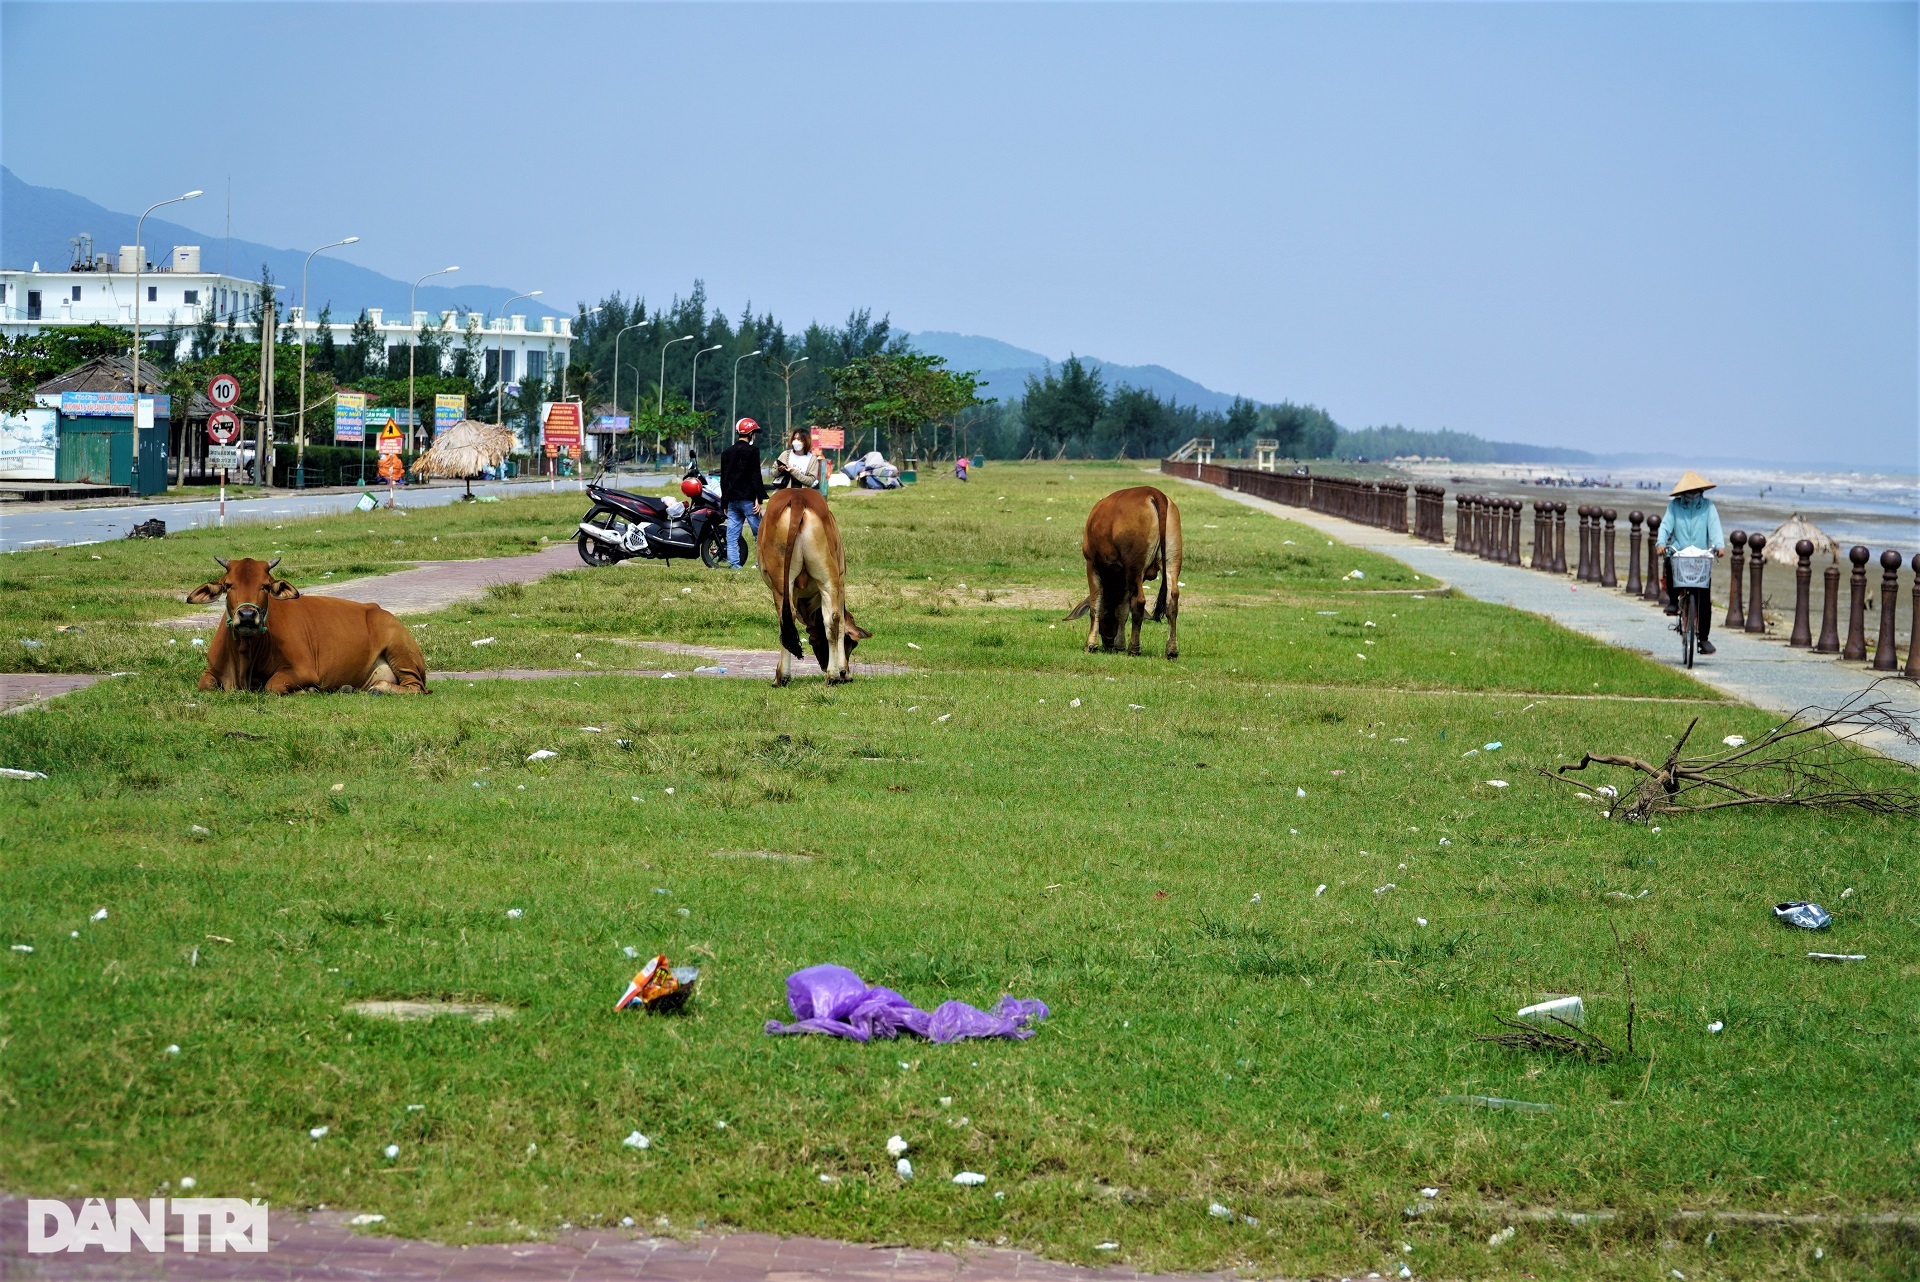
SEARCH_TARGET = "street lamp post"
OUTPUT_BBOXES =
[131,189,201,494]
[690,343,723,458]
[295,236,359,489]
[611,319,647,436]
[408,266,459,453]
[731,349,764,433]
[492,290,543,449]
[655,335,694,464]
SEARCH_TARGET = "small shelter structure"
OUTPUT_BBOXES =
[410,418,515,498]
[1763,514,1842,566]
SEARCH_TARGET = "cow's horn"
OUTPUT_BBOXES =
[267,557,282,572]
[214,556,229,569]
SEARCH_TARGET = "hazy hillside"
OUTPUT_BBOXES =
[908,330,1243,413]
[1,168,561,321]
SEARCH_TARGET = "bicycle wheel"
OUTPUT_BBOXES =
[1681,592,1696,669]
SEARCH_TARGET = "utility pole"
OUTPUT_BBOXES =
[257,292,275,489]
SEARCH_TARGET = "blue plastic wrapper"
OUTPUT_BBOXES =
[765,964,1048,1043]
[1774,901,1832,930]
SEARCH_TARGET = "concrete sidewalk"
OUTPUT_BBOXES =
[1168,475,1920,765]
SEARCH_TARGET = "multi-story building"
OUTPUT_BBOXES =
[0,236,572,383]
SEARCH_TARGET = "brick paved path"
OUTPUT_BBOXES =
[0,1197,1237,1282]
[1,673,113,714]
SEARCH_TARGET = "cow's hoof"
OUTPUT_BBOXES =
[1165,649,1179,661]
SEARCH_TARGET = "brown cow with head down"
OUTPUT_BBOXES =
[1066,485,1183,658]
[186,557,429,694]
[757,488,870,686]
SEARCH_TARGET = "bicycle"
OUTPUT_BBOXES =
[1668,551,1715,668]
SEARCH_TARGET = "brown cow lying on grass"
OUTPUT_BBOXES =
[186,557,429,694]
[757,488,871,686]
[1066,485,1183,658]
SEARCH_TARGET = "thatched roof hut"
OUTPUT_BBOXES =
[410,419,515,496]
[1762,514,1842,566]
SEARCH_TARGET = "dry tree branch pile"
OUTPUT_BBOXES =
[1541,680,1920,823]
[1475,1016,1616,1063]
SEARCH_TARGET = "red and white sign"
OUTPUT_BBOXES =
[206,373,240,408]
[206,409,243,445]
[377,426,404,456]
[542,402,583,450]
[811,426,845,451]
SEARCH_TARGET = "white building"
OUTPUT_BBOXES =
[0,239,572,383]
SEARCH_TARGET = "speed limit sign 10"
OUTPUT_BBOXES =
[206,373,240,408]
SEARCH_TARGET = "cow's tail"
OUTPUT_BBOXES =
[777,503,808,659]
[1150,491,1172,623]
[1064,596,1091,621]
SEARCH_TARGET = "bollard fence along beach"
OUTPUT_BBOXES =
[1842,546,1870,661]
[1724,531,1746,630]
[1625,511,1644,594]
[1872,550,1902,672]
[1744,533,1768,633]
[1790,539,1814,647]
[1158,459,1429,536]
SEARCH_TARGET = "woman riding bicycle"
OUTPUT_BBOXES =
[1656,470,1726,656]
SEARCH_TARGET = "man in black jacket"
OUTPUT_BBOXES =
[719,418,769,569]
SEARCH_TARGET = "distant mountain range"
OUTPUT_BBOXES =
[905,330,1245,414]
[1,167,561,322]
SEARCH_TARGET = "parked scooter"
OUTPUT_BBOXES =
[575,464,731,568]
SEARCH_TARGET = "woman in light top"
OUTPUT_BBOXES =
[1656,469,1726,655]
[773,428,823,490]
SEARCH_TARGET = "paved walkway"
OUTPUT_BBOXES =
[0,1197,1235,1282]
[1168,475,1920,765]
[166,544,586,627]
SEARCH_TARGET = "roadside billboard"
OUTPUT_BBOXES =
[335,391,367,442]
[542,402,582,451]
[434,394,466,435]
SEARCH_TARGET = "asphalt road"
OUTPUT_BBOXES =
[0,472,674,553]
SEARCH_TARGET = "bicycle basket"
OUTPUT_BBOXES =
[1671,554,1714,589]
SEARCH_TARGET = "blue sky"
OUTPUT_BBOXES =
[3,2,1914,464]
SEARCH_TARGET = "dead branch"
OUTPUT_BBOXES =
[1545,680,1920,821]
[1476,1015,1615,1063]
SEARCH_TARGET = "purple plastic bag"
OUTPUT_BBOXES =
[764,964,1049,1043]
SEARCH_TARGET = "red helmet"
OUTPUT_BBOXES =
[680,476,704,499]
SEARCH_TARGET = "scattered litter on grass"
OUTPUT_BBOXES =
[936,714,951,723]
[1208,1202,1233,1220]
[953,1172,987,1186]
[91,908,108,922]
[1723,735,1747,747]
[0,769,49,781]
[677,907,690,917]
[407,1104,424,1112]
[383,1144,399,1159]
[1096,1242,1118,1250]
[1708,1021,1724,1033]
[190,638,205,647]
[10,945,33,953]
[1774,902,1831,930]
[887,1135,909,1156]
[1841,887,1854,899]
[1420,1187,1439,1198]
[1484,780,1509,788]
[623,1132,650,1150]
[1374,883,1396,895]
[1315,884,1327,896]
[309,1126,330,1139]
[1484,742,1503,751]
[765,964,1047,1042]
[1438,838,1451,847]
[1346,570,1366,579]
[581,726,603,733]
[470,637,496,647]
[506,908,523,919]
[907,642,922,650]
[1129,704,1145,710]
[1296,787,1306,797]
[1808,953,1866,962]
[1250,893,1261,904]
[526,750,557,762]
[1417,918,1428,927]
[1517,996,1584,1027]
[1441,1094,1554,1113]
[1462,748,1479,757]
[693,666,727,675]
[1490,1226,1516,1247]
[665,787,675,795]
[348,1214,384,1226]
[615,956,699,1013]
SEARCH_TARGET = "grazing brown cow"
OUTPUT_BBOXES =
[1065,485,1183,658]
[185,557,429,694]
[757,488,870,686]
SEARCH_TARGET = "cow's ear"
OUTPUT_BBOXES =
[267,579,302,600]
[845,615,872,641]
[185,580,225,604]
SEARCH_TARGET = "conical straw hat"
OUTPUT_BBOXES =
[1669,470,1715,496]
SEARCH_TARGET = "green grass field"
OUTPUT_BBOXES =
[3,462,1914,1279]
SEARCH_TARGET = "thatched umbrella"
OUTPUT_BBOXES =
[410,419,516,498]
[1763,514,1842,566]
